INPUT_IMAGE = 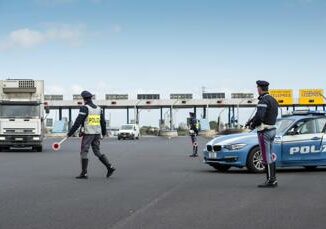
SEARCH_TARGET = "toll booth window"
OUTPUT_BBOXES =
[203,93,225,99]
[137,94,160,100]
[106,94,128,100]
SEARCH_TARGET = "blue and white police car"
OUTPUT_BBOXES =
[203,111,326,173]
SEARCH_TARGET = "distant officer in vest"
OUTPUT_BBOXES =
[246,81,279,188]
[189,112,199,157]
[67,91,115,179]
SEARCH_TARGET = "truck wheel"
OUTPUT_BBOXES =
[35,146,43,152]
[246,146,265,173]
[1,147,9,152]
[304,166,317,171]
[136,135,140,140]
[210,164,231,172]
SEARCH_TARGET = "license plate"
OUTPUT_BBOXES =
[208,152,217,159]
[15,138,23,141]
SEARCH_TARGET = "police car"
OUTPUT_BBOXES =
[203,111,326,173]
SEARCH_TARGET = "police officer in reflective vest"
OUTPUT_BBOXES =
[189,112,199,157]
[67,91,115,179]
[246,81,279,188]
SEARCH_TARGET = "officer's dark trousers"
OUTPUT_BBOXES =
[257,129,276,165]
[190,134,198,154]
[80,134,104,159]
[190,135,197,145]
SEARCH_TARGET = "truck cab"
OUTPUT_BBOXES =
[118,124,140,140]
[0,79,46,152]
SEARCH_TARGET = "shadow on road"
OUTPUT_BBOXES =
[0,149,51,154]
[200,167,326,175]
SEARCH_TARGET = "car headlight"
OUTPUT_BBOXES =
[33,137,40,141]
[0,136,5,141]
[224,143,247,151]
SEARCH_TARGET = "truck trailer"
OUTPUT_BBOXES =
[0,79,47,152]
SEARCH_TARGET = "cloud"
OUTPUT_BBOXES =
[0,24,85,51]
[34,0,77,6]
[45,84,85,99]
[9,29,46,48]
[300,0,314,3]
[34,0,107,6]
[112,24,122,33]
[284,0,315,6]
[71,85,84,94]
[46,85,66,94]
[45,24,85,46]
[89,0,105,3]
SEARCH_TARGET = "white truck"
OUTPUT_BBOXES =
[0,79,47,152]
[117,124,140,140]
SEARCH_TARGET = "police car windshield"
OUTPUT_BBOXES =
[121,125,134,130]
[250,119,294,134]
[275,119,294,134]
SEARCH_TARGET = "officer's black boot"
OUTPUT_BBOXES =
[99,155,116,178]
[258,163,277,188]
[189,145,198,157]
[194,145,199,157]
[76,159,88,179]
[269,162,278,187]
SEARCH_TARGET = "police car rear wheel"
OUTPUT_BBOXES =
[247,146,265,173]
[210,164,231,172]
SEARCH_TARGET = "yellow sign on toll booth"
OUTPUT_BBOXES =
[269,90,293,105]
[299,89,324,105]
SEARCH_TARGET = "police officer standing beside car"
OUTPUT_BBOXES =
[246,81,279,188]
[189,112,199,157]
[67,91,115,179]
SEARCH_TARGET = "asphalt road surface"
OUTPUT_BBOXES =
[1,136,326,229]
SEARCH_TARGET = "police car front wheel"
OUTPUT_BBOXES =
[247,146,265,173]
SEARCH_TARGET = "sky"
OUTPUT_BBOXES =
[0,0,325,126]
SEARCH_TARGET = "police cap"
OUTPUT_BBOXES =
[81,91,93,99]
[256,80,269,90]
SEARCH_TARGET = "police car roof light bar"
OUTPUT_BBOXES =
[291,110,326,116]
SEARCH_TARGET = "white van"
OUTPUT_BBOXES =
[118,124,140,140]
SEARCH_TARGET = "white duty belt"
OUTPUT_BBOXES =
[257,123,276,132]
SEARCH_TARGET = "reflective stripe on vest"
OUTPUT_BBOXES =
[84,105,102,134]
